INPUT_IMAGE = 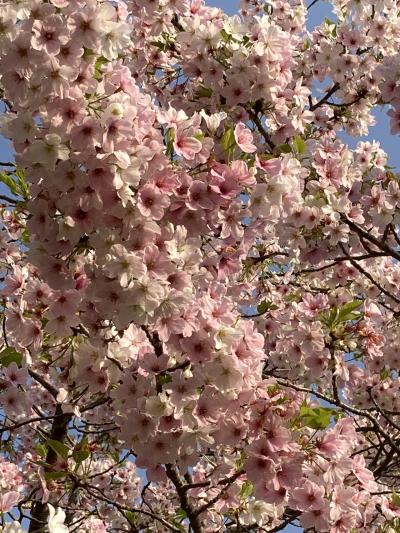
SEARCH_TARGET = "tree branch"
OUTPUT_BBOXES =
[274,378,400,456]
[165,464,204,533]
[343,216,400,262]
[246,108,275,151]
[28,405,72,532]
[310,83,340,111]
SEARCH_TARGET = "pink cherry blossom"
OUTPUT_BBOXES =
[234,122,257,153]
[0,0,400,531]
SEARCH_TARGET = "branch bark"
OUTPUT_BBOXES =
[309,83,340,111]
[28,405,72,532]
[165,464,204,533]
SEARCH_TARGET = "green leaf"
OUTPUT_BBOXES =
[44,471,67,480]
[15,167,29,199]
[293,135,307,155]
[34,460,53,469]
[258,153,275,161]
[242,35,251,47]
[275,143,292,154]
[321,300,362,330]
[221,126,236,157]
[324,18,337,36]
[124,511,138,525]
[94,56,109,80]
[0,347,23,367]
[239,480,254,499]
[194,131,205,141]
[157,373,173,386]
[175,508,187,521]
[220,29,230,42]
[299,406,335,429]
[166,128,175,157]
[0,169,29,199]
[392,491,400,507]
[263,2,273,14]
[110,450,120,463]
[83,47,94,58]
[150,40,167,51]
[72,449,90,464]
[46,439,70,460]
[235,450,247,470]
[0,172,19,197]
[257,300,271,315]
[20,229,30,245]
[34,444,47,459]
[337,300,362,322]
[381,369,390,380]
[195,86,213,98]
[256,300,278,315]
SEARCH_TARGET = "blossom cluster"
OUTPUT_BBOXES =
[1,0,400,531]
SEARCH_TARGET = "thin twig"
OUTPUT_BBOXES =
[310,83,340,111]
[246,108,275,151]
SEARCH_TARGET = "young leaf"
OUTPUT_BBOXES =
[299,406,335,430]
[221,126,236,157]
[0,173,19,197]
[34,444,47,459]
[166,128,175,157]
[337,300,362,322]
[220,29,231,42]
[293,135,307,155]
[94,56,109,80]
[392,490,400,507]
[0,348,23,367]
[125,511,138,525]
[44,471,67,480]
[257,300,271,314]
[275,143,292,154]
[239,480,254,499]
[195,86,213,99]
[15,167,29,199]
[175,508,187,521]
[72,449,90,464]
[46,439,70,460]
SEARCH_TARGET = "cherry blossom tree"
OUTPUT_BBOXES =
[2,0,400,531]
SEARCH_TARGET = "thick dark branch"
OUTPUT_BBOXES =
[183,469,245,493]
[141,326,163,357]
[343,216,400,262]
[29,405,72,532]
[0,414,63,435]
[246,108,275,151]
[165,464,204,533]
[298,251,387,274]
[28,369,59,398]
